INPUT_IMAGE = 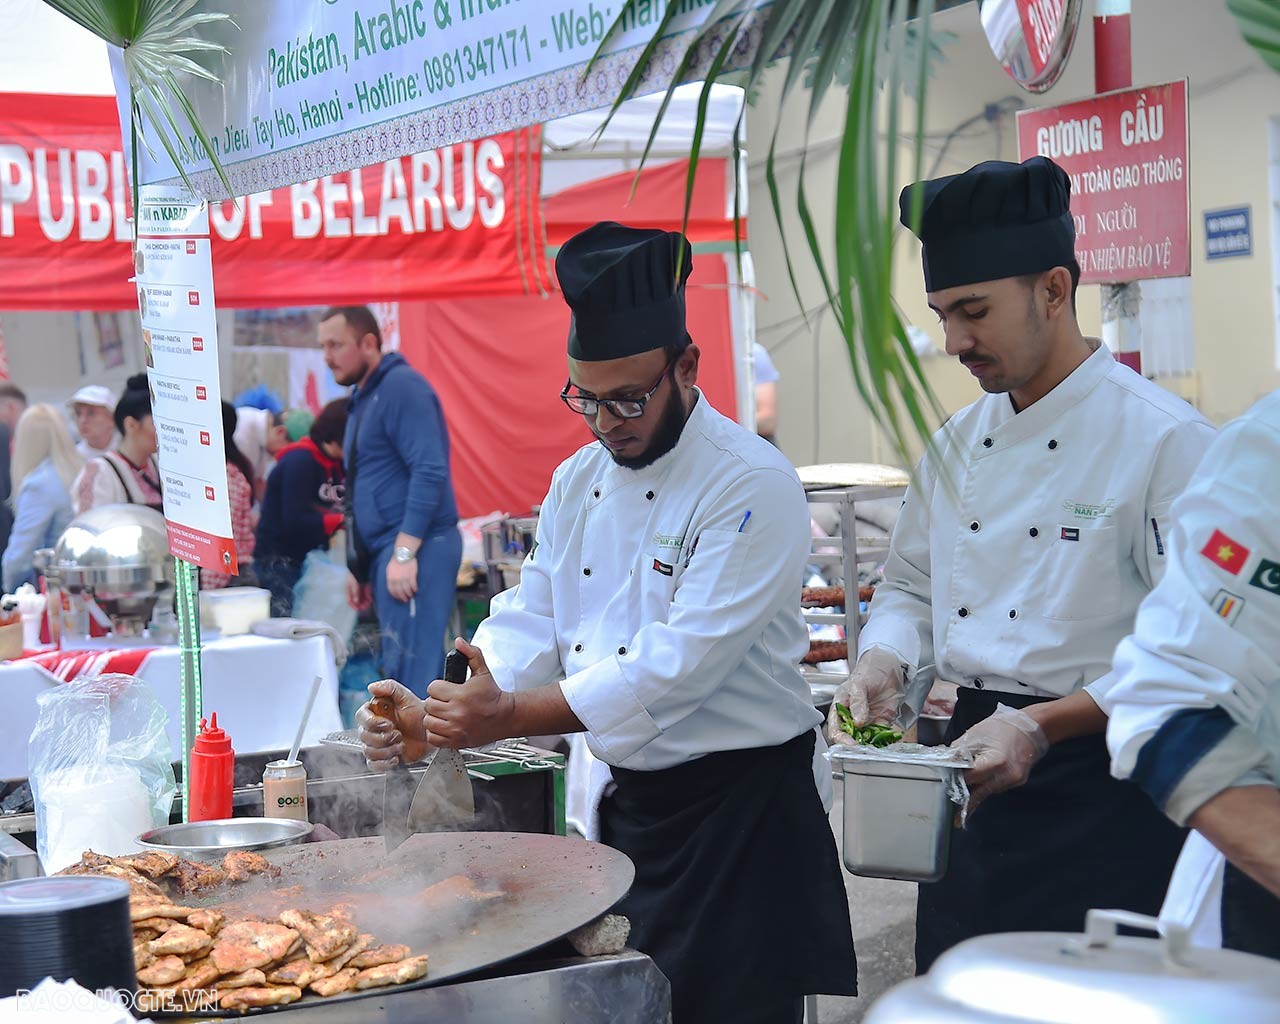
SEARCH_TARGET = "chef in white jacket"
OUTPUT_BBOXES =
[830,157,1216,971]
[358,222,856,1023]
[1103,389,1280,959]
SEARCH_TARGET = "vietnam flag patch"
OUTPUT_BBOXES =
[1200,529,1250,575]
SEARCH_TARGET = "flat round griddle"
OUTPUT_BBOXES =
[159,832,634,1016]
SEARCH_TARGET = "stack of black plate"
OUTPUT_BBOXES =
[0,876,136,998]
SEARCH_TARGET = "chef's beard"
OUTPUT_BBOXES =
[607,378,689,471]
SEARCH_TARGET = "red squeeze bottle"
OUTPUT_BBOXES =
[188,713,235,822]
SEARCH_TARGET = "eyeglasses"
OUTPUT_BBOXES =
[560,360,674,420]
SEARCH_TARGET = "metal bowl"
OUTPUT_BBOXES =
[136,817,313,861]
[918,714,951,747]
[52,504,174,589]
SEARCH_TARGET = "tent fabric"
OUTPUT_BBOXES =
[398,253,739,518]
[544,157,744,247]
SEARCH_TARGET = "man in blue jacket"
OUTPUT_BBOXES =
[320,306,462,695]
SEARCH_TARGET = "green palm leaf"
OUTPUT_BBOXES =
[40,0,235,232]
[1228,0,1280,72]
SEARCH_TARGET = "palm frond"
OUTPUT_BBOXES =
[41,0,236,230]
[589,0,946,461]
[1227,0,1280,72]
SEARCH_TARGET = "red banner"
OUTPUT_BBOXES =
[0,93,549,310]
[1017,80,1190,285]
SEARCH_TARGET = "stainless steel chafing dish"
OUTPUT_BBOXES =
[36,504,175,639]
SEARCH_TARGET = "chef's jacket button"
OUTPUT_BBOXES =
[573,643,583,653]
[1048,439,1058,450]
[617,646,627,656]
[969,520,981,532]
[973,678,984,690]
[593,489,600,498]
[982,437,993,448]
[646,490,655,500]
[958,607,970,618]
[1008,609,1018,620]
[583,567,591,576]
[1017,680,1028,687]
[1029,527,1039,538]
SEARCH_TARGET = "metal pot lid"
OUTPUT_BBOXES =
[875,910,1280,1023]
[795,463,910,491]
[53,504,173,582]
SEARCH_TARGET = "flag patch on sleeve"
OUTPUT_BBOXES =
[1200,529,1250,575]
[1210,589,1244,625]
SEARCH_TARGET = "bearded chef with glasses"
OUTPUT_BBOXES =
[358,221,856,1023]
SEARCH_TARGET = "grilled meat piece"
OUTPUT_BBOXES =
[115,851,179,878]
[148,923,213,957]
[210,921,300,973]
[219,985,302,1010]
[328,933,373,971]
[802,640,848,664]
[186,908,225,935]
[309,967,360,998]
[129,899,193,922]
[349,943,411,969]
[137,955,187,987]
[222,850,280,882]
[174,956,222,992]
[60,861,164,896]
[417,874,505,909]
[279,908,358,962]
[353,954,429,990]
[216,968,267,990]
[133,916,177,933]
[133,939,156,970]
[267,957,337,988]
[171,858,227,895]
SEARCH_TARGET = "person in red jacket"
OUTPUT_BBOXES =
[254,399,347,616]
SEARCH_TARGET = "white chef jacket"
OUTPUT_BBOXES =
[1103,390,1280,825]
[859,343,1215,713]
[473,390,829,796]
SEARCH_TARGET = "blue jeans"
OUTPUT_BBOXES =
[372,528,463,697]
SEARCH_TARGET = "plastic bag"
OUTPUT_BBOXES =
[28,674,177,874]
[292,546,357,649]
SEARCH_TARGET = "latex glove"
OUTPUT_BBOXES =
[356,679,431,770]
[827,649,906,748]
[950,704,1049,816]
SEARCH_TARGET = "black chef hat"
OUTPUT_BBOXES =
[899,156,1075,292]
[556,222,693,361]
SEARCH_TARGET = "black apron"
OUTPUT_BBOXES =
[1221,861,1280,960]
[600,730,856,1024]
[915,687,1187,973]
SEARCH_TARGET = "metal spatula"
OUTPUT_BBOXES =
[378,650,475,853]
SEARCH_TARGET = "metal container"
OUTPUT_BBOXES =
[865,909,1280,1023]
[834,749,965,883]
[44,505,175,637]
[136,816,312,861]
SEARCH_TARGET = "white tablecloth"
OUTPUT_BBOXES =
[0,635,343,779]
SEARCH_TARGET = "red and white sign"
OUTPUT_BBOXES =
[1016,0,1066,78]
[137,185,238,576]
[0,93,549,311]
[1017,80,1189,284]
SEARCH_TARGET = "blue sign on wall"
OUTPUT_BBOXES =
[1204,206,1252,261]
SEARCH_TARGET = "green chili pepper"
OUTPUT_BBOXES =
[834,704,902,747]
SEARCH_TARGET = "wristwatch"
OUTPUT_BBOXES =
[393,546,416,564]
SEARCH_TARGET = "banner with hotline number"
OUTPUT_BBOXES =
[137,185,238,575]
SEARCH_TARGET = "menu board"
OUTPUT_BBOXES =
[136,185,238,574]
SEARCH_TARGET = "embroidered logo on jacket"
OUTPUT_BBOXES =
[651,532,684,550]
[652,559,674,576]
[1249,559,1280,598]
[1062,499,1115,520]
[1060,527,1080,542]
[1210,589,1245,625]
[1200,529,1250,575]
